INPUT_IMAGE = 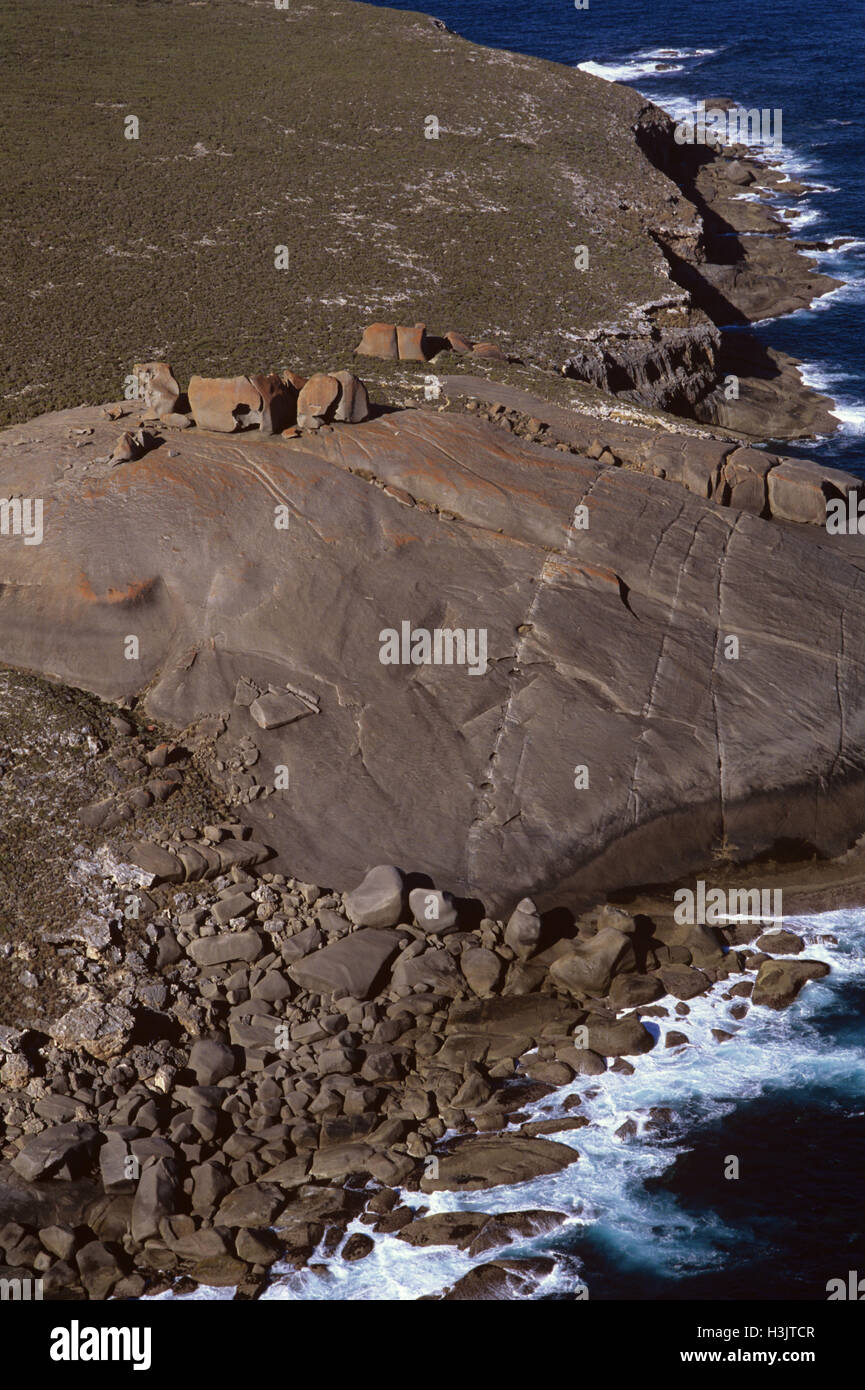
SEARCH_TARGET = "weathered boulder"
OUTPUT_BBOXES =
[504,898,542,960]
[134,362,181,417]
[344,866,404,927]
[755,928,804,955]
[751,957,830,1009]
[130,1158,180,1243]
[296,373,341,430]
[608,972,664,1008]
[409,886,457,934]
[392,946,463,997]
[356,323,399,359]
[438,1257,556,1300]
[549,926,636,997]
[420,1136,578,1192]
[249,372,295,434]
[188,1040,237,1085]
[767,458,855,524]
[396,324,429,361]
[281,369,308,394]
[49,1001,134,1062]
[188,931,263,967]
[586,1014,655,1057]
[215,1183,283,1229]
[99,1133,136,1194]
[722,446,775,515]
[11,1123,100,1182]
[445,330,473,354]
[76,1240,124,1300]
[333,371,370,423]
[460,946,503,997]
[126,841,184,884]
[657,964,712,1000]
[288,928,401,999]
[110,430,141,464]
[472,342,508,361]
[187,375,261,432]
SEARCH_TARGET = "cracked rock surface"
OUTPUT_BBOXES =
[2,401,865,914]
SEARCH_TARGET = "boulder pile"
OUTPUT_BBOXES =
[131,361,370,439]
[0,842,830,1299]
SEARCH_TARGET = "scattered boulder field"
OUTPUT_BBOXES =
[0,834,831,1300]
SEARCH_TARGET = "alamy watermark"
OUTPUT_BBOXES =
[0,497,43,545]
[826,490,865,533]
[674,102,783,152]
[379,621,488,676]
[0,1276,43,1300]
[49,1321,151,1369]
[674,880,783,927]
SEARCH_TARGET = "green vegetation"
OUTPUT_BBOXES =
[0,0,682,426]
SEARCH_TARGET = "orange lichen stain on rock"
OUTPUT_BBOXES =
[380,521,419,548]
[545,555,620,590]
[76,573,158,606]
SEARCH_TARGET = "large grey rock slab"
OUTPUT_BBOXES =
[2,403,865,915]
[10,1124,100,1182]
[287,928,402,1000]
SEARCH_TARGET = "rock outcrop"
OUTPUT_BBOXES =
[2,395,865,916]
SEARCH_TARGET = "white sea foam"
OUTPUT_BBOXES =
[577,58,680,83]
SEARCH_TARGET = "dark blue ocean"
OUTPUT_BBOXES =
[382,0,865,474]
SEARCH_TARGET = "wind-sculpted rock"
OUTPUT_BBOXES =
[356,322,432,362]
[188,375,263,432]
[3,400,865,914]
[445,330,473,354]
[396,324,429,362]
[249,372,295,435]
[356,323,399,359]
[333,371,370,423]
[296,373,341,430]
[134,362,180,417]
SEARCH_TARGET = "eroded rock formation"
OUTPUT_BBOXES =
[2,392,864,917]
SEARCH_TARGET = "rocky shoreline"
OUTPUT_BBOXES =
[0,684,836,1300]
